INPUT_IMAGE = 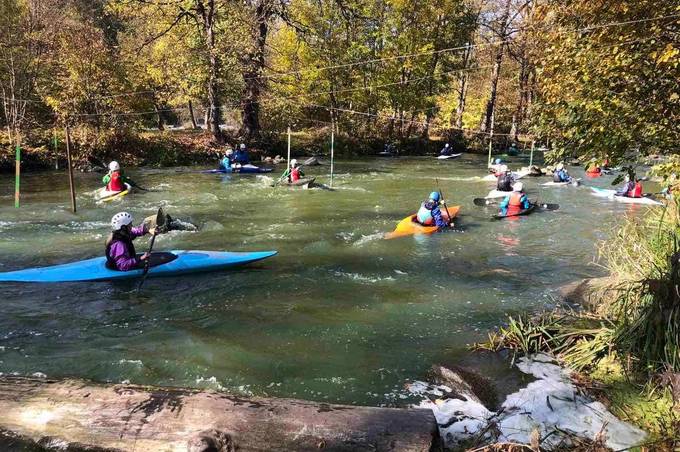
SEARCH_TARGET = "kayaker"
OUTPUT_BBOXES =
[219,151,233,172]
[499,182,530,216]
[615,174,642,198]
[507,142,519,156]
[496,166,514,191]
[233,144,250,164]
[489,158,503,174]
[105,212,155,271]
[288,159,304,183]
[552,163,573,183]
[493,164,509,178]
[416,191,450,229]
[102,161,133,193]
[440,143,452,156]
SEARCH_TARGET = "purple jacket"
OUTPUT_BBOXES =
[108,225,147,271]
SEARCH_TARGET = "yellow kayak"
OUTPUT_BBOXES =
[385,205,460,239]
[97,183,131,203]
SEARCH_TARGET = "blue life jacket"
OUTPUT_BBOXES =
[220,157,232,171]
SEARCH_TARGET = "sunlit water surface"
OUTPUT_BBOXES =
[0,155,658,406]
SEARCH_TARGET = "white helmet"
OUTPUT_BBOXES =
[513,182,524,192]
[226,149,234,156]
[109,161,120,171]
[556,162,565,171]
[111,212,133,231]
[240,143,246,150]
[500,164,509,172]
[290,159,297,167]
[445,143,449,148]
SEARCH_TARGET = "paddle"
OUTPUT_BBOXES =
[137,207,165,292]
[273,162,307,187]
[474,197,559,210]
[435,178,453,226]
[127,179,148,192]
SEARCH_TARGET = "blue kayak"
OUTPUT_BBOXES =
[0,250,277,283]
[203,164,273,174]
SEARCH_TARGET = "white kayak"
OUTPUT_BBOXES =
[590,187,663,205]
[541,179,581,187]
[486,189,512,199]
[437,153,462,160]
[96,183,132,202]
[482,169,531,182]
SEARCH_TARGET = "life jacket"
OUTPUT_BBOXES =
[105,231,136,270]
[628,182,643,198]
[291,167,301,182]
[507,192,524,215]
[107,171,124,192]
[586,167,601,174]
[416,202,435,225]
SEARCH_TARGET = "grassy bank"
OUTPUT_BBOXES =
[476,197,680,448]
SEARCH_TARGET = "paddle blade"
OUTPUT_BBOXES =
[473,198,495,206]
[538,203,560,211]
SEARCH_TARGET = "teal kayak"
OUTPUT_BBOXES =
[0,250,277,283]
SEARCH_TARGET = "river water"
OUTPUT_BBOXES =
[0,155,657,406]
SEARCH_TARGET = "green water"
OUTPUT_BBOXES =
[0,156,654,406]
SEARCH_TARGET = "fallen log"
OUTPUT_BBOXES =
[0,376,439,451]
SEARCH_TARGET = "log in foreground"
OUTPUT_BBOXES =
[0,376,439,451]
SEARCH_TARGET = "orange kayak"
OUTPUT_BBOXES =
[385,206,460,239]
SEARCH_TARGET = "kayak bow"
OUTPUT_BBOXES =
[0,250,278,283]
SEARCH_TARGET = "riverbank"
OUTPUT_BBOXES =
[0,127,507,173]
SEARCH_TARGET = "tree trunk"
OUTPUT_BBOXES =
[480,0,512,133]
[455,44,473,130]
[188,100,199,129]
[240,3,269,142]
[204,105,210,130]
[0,376,439,451]
[153,103,164,130]
[196,0,224,143]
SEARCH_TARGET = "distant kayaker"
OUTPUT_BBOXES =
[288,159,304,183]
[219,150,233,171]
[488,158,503,173]
[497,166,514,191]
[105,212,155,271]
[440,143,452,156]
[552,163,573,183]
[102,161,133,193]
[233,144,250,164]
[416,191,451,229]
[616,174,642,198]
[507,142,519,156]
[499,182,530,216]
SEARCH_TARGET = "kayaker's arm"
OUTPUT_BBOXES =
[102,172,111,184]
[499,196,510,215]
[521,194,531,209]
[432,206,449,228]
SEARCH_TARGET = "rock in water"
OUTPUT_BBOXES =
[411,354,647,450]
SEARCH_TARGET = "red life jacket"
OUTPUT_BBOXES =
[107,171,124,192]
[507,192,524,215]
[628,182,643,198]
[291,167,301,182]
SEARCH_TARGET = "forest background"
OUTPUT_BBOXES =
[1,0,678,169]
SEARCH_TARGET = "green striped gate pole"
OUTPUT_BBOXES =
[14,142,20,208]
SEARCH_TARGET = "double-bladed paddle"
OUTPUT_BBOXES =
[137,207,165,292]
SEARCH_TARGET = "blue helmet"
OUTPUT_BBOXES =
[494,158,502,164]
[429,191,441,202]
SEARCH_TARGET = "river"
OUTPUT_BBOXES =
[0,155,656,406]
